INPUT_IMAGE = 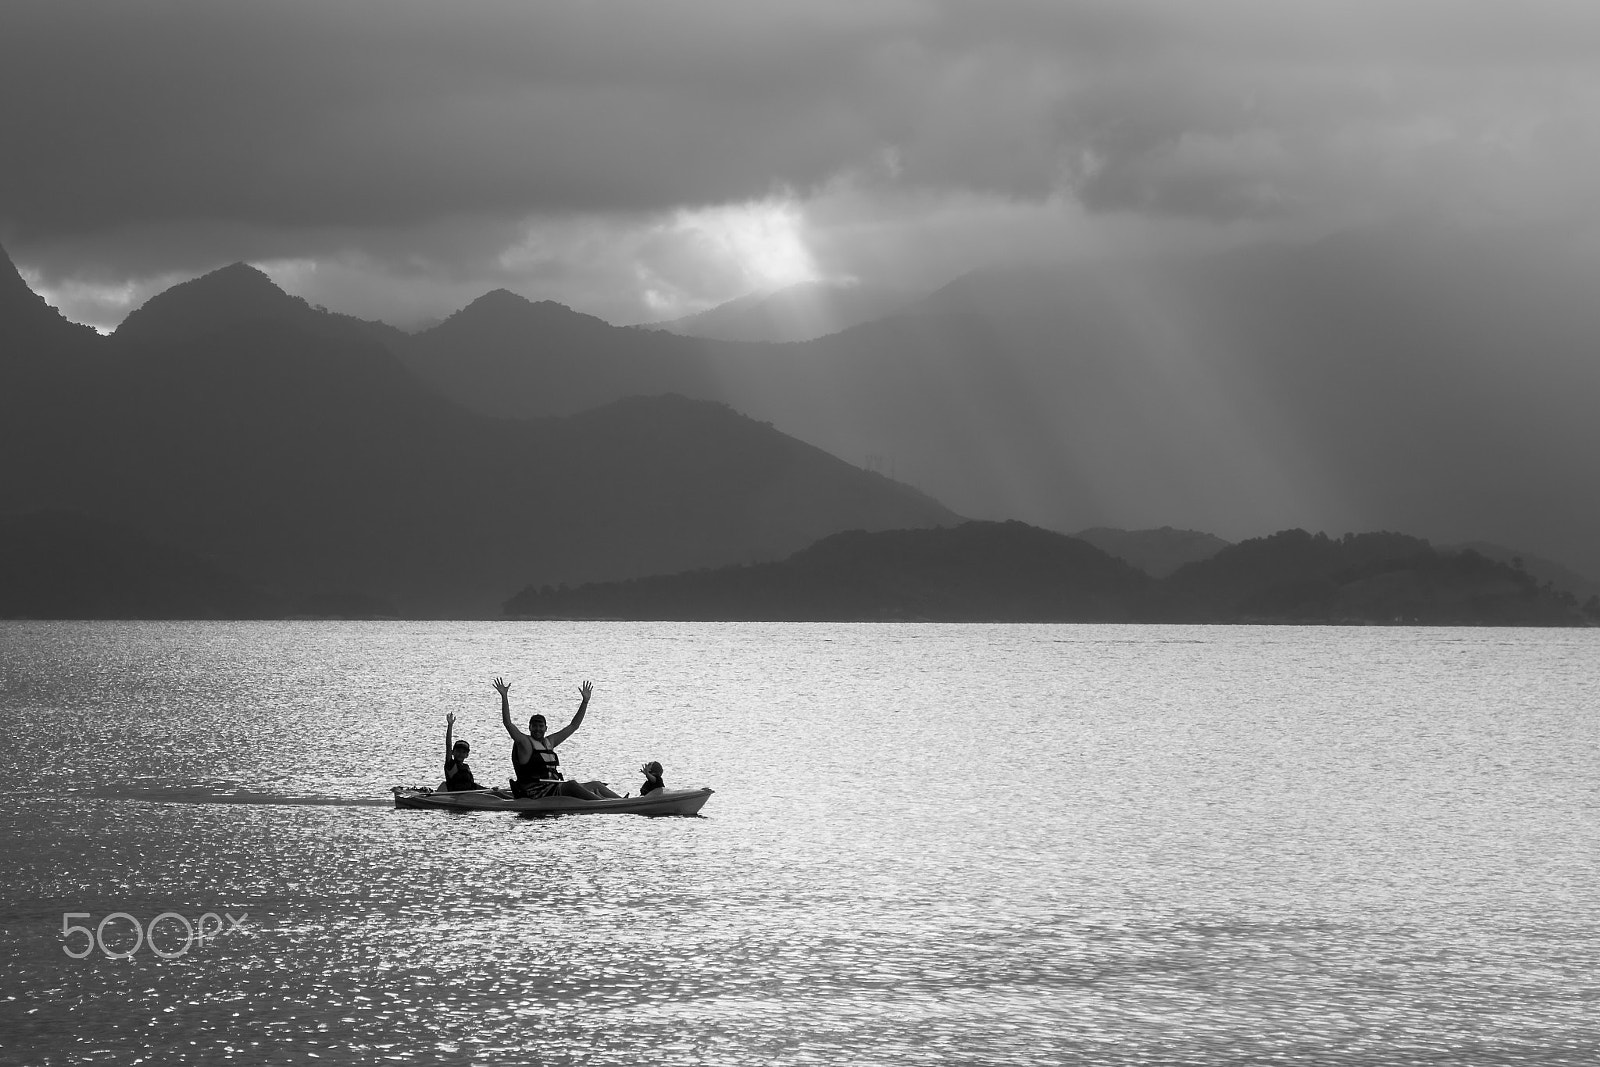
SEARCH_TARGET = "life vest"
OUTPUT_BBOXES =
[513,737,562,783]
[443,757,479,791]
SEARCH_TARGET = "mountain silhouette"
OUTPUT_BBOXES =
[113,260,409,350]
[400,288,721,418]
[1446,541,1600,603]
[1142,528,1586,625]
[11,228,1600,618]
[0,247,958,616]
[115,261,305,342]
[506,521,1589,625]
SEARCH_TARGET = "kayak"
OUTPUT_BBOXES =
[391,785,713,817]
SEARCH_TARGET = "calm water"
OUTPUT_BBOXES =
[1,621,1597,1066]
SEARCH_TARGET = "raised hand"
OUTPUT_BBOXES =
[578,680,593,702]
[446,712,455,726]
[492,676,511,696]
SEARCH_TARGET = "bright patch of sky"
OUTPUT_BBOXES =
[21,267,188,334]
[671,197,820,294]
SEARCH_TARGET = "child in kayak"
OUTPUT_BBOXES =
[638,761,666,796]
[441,712,484,792]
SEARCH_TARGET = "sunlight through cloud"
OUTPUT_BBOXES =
[668,196,820,295]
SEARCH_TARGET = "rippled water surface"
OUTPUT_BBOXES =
[1,621,1597,1065]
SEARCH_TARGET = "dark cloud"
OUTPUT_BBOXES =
[1,0,892,239]
[6,0,1600,327]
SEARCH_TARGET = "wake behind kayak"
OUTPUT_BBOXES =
[82,785,392,807]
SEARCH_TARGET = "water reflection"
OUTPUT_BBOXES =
[1,622,1597,1065]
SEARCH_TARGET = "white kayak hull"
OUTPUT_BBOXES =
[392,786,713,817]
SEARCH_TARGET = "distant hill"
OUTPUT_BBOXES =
[1073,526,1230,577]
[506,520,1149,621]
[0,512,273,619]
[1144,529,1588,625]
[648,280,918,343]
[0,251,960,616]
[507,523,1593,625]
[1448,542,1600,602]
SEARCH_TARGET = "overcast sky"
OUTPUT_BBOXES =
[7,0,1600,329]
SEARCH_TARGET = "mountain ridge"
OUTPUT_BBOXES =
[10,228,1600,615]
[113,261,309,343]
[0,244,960,616]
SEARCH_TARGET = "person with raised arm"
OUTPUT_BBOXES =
[494,676,620,800]
[440,712,484,792]
[637,760,666,796]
